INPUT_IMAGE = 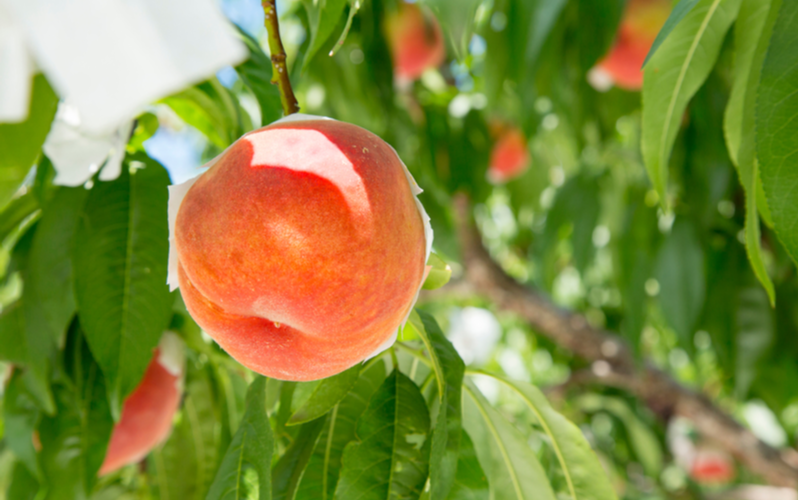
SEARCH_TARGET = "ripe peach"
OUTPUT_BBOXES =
[173,117,428,381]
[385,2,446,81]
[487,127,530,184]
[589,0,672,90]
[690,448,735,485]
[99,333,184,475]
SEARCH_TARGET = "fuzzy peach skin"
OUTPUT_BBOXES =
[385,2,446,81]
[99,333,184,475]
[487,128,530,183]
[174,119,427,381]
[591,0,672,90]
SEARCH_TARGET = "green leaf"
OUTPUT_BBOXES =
[0,75,58,209]
[74,154,173,417]
[288,364,361,426]
[295,360,387,500]
[150,367,220,500]
[462,379,557,500]
[275,381,297,440]
[723,0,777,233]
[576,395,663,478]
[422,253,452,290]
[211,363,249,466]
[745,167,777,303]
[474,373,617,500]
[0,303,28,365]
[756,0,798,263]
[6,461,39,500]
[3,371,43,480]
[723,0,775,230]
[126,113,160,153]
[162,89,226,148]
[170,305,209,357]
[541,174,601,280]
[577,0,626,72]
[700,239,778,390]
[641,0,742,207]
[272,417,326,500]
[726,0,782,303]
[235,28,283,126]
[0,224,56,413]
[0,192,39,244]
[163,80,252,148]
[18,187,88,411]
[484,0,569,106]
[420,0,482,59]
[3,218,37,287]
[735,287,774,396]
[24,187,85,345]
[655,220,706,346]
[642,0,701,67]
[207,376,274,500]
[39,324,114,500]
[301,0,349,69]
[31,156,56,206]
[445,430,489,500]
[724,0,771,171]
[408,310,465,499]
[334,370,431,500]
[0,451,16,493]
[211,78,254,137]
[523,0,568,76]
[89,486,139,500]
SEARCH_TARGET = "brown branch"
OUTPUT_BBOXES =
[706,485,798,500]
[262,0,299,116]
[449,193,797,489]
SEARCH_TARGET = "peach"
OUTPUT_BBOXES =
[487,127,530,184]
[690,448,735,485]
[173,117,428,382]
[589,0,672,90]
[385,2,446,81]
[99,333,184,475]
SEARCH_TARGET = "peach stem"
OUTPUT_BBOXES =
[262,0,300,116]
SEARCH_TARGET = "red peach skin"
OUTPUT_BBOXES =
[595,0,672,90]
[487,128,530,183]
[385,2,446,81]
[175,119,426,381]
[99,347,181,475]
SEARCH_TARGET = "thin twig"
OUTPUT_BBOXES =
[262,0,299,116]
[328,0,361,57]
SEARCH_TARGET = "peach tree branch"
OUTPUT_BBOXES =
[442,193,798,489]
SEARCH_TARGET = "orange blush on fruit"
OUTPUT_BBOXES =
[487,127,530,184]
[588,0,672,91]
[385,2,446,82]
[99,333,184,475]
[690,448,735,485]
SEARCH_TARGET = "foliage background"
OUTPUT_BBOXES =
[0,0,796,499]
